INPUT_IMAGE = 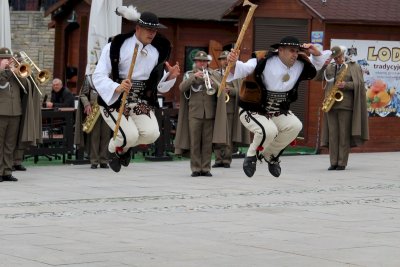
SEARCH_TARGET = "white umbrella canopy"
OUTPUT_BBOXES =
[0,0,12,49]
[86,0,122,74]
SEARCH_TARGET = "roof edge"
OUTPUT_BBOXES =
[222,0,243,18]
[297,0,325,20]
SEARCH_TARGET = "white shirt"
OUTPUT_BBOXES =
[93,34,176,105]
[227,50,331,93]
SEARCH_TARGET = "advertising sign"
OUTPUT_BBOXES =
[331,39,400,117]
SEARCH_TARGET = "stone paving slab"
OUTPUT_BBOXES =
[0,152,399,266]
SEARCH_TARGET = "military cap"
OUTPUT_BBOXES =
[193,51,209,61]
[330,45,346,58]
[0,47,13,58]
[218,51,229,60]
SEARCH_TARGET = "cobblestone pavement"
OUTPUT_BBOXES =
[0,152,399,267]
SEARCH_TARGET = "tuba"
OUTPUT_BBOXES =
[82,102,101,133]
[321,64,348,112]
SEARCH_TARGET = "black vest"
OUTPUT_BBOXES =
[240,51,316,113]
[98,31,171,109]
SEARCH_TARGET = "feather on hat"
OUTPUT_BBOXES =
[115,6,166,29]
[115,5,141,21]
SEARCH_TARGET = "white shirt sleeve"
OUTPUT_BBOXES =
[309,50,333,71]
[227,58,257,82]
[157,70,176,93]
[92,43,121,105]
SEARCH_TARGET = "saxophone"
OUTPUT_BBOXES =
[82,102,101,133]
[321,64,348,113]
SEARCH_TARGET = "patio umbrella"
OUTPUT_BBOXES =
[86,0,122,74]
[0,0,12,49]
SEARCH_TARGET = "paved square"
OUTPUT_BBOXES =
[0,152,399,266]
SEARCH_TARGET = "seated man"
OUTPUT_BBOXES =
[46,78,75,108]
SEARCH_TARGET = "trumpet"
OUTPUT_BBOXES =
[20,51,51,84]
[202,67,216,96]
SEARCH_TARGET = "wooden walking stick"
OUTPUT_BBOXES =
[217,0,258,98]
[113,43,140,140]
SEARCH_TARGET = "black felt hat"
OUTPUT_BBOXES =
[271,36,301,49]
[137,12,166,29]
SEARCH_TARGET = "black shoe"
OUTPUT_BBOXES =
[191,171,201,177]
[0,176,3,182]
[100,163,109,169]
[267,156,281,178]
[243,155,257,178]
[201,171,212,177]
[3,175,18,182]
[109,153,121,173]
[223,163,230,168]
[120,148,132,167]
[328,165,337,170]
[336,166,346,170]
[91,164,98,169]
[212,162,224,168]
[13,164,26,171]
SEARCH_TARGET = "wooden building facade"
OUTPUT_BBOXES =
[44,0,400,152]
[45,0,91,94]
[226,0,400,152]
[45,0,238,98]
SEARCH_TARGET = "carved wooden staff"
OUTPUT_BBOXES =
[217,0,258,97]
[113,43,140,140]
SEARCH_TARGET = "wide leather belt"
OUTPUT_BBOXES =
[125,80,146,103]
[265,90,288,113]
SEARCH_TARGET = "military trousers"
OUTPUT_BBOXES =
[88,116,110,165]
[13,148,25,165]
[239,108,302,159]
[326,109,352,166]
[100,102,160,153]
[189,116,214,172]
[0,115,21,176]
[214,113,234,164]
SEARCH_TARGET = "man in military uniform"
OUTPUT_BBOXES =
[0,47,28,182]
[176,51,223,177]
[212,50,249,168]
[78,74,110,169]
[314,46,369,170]
[12,51,43,172]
